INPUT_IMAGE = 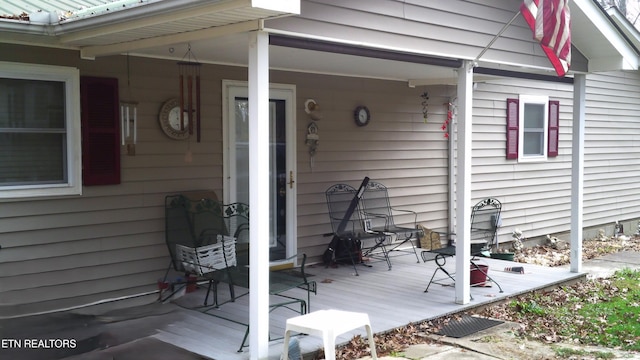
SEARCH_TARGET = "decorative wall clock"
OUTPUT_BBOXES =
[158,98,189,140]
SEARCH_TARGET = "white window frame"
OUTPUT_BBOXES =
[0,61,81,199]
[518,94,548,162]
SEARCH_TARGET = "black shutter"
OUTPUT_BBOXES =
[506,98,519,159]
[81,76,121,185]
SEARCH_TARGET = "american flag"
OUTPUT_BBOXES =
[521,0,571,77]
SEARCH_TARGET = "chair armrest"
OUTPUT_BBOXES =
[361,211,390,232]
[390,206,418,225]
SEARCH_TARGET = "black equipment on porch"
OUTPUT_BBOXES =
[324,177,390,275]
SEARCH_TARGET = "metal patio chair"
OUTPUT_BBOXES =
[360,180,423,263]
[421,197,504,295]
[163,194,249,307]
[324,178,390,275]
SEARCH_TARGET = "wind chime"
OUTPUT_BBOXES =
[178,44,202,142]
[121,54,137,155]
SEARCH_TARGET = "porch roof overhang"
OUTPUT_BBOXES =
[572,0,639,72]
[605,5,640,57]
[0,0,636,81]
[0,0,300,59]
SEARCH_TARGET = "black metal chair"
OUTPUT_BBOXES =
[360,180,423,262]
[325,181,390,275]
[163,194,249,307]
[421,198,504,295]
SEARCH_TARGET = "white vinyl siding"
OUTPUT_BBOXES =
[469,79,573,245]
[583,71,640,228]
[267,0,587,73]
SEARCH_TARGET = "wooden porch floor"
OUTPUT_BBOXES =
[153,250,586,360]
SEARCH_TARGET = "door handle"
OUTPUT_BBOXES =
[288,171,295,189]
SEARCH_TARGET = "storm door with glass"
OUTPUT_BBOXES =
[224,82,296,263]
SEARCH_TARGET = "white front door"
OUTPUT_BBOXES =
[223,81,297,262]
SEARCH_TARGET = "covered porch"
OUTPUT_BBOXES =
[150,252,584,359]
[1,1,637,359]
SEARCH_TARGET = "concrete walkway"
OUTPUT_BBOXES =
[354,250,640,360]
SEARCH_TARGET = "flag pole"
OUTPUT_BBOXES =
[474,10,521,64]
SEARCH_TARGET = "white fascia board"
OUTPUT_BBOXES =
[590,56,636,71]
[251,0,300,14]
[574,0,639,71]
[606,7,640,53]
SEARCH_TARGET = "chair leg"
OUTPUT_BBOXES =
[237,326,250,352]
[226,268,236,302]
[379,241,392,270]
[424,254,456,293]
[204,279,218,307]
[409,238,420,263]
[363,235,392,270]
[424,266,452,293]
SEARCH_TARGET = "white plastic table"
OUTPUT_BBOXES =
[282,309,377,360]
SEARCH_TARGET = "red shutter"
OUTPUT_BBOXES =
[81,76,121,185]
[506,98,519,159]
[548,100,559,157]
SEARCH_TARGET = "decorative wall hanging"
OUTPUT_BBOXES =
[120,54,138,155]
[158,98,189,140]
[442,99,456,139]
[304,99,322,120]
[178,44,202,142]
[304,99,321,170]
[306,122,319,169]
[421,91,429,122]
[354,105,370,127]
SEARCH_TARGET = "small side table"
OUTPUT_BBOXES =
[282,309,377,360]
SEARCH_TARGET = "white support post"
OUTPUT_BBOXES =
[454,60,474,304]
[248,30,270,360]
[570,74,586,273]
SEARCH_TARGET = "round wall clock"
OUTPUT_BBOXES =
[158,98,189,140]
[354,105,370,127]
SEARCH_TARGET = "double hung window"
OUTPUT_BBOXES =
[0,62,81,198]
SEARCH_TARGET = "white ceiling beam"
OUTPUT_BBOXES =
[408,75,495,87]
[80,20,261,59]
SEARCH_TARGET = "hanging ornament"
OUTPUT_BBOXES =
[420,91,429,122]
[442,100,456,139]
[178,44,202,142]
[121,53,138,154]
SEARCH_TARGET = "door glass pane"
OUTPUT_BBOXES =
[234,99,249,206]
[233,98,287,261]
